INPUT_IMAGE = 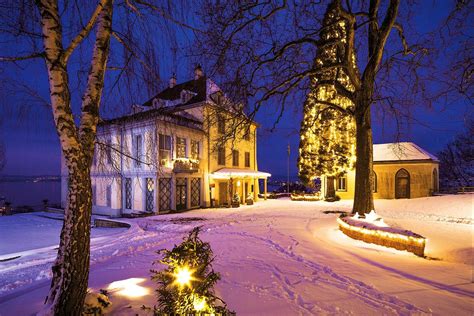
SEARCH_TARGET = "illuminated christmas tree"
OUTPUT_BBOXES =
[151,227,234,315]
[298,1,357,186]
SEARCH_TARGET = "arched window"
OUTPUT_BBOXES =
[372,171,377,193]
[433,168,439,193]
[395,168,410,199]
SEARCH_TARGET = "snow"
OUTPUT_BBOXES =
[211,168,271,178]
[373,142,438,162]
[0,212,127,255]
[0,195,472,315]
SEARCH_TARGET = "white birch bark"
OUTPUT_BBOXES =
[34,0,114,314]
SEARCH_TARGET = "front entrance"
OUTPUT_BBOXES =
[326,176,336,199]
[176,178,187,210]
[395,169,410,199]
[219,182,228,206]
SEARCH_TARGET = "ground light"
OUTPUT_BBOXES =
[107,278,150,298]
[173,266,195,288]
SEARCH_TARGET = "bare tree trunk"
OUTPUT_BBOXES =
[326,176,335,199]
[353,96,375,217]
[45,164,92,314]
[34,0,113,314]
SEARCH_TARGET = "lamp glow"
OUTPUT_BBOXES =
[173,266,194,287]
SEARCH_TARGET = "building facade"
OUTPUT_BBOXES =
[321,142,439,200]
[60,67,271,217]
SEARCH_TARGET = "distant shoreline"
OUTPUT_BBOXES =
[0,176,60,183]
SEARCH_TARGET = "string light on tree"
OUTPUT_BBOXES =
[298,2,357,186]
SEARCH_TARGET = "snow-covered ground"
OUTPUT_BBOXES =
[0,194,472,315]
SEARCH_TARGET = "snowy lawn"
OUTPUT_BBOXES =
[0,212,127,255]
[0,195,472,315]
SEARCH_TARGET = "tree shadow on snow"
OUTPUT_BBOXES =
[345,251,474,299]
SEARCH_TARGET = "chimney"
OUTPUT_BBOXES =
[169,73,177,88]
[194,64,203,80]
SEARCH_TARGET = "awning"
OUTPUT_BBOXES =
[210,168,271,179]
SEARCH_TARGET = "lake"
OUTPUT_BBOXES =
[0,180,61,207]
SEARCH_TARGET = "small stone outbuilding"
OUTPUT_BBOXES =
[321,142,439,199]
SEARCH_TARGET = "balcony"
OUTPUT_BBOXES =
[173,158,200,173]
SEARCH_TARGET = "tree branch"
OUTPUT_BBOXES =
[63,0,108,63]
[78,0,113,160]
[0,52,44,62]
[133,0,203,33]
[363,0,400,84]
[393,22,414,56]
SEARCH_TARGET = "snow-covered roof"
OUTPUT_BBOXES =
[373,142,438,162]
[211,168,271,179]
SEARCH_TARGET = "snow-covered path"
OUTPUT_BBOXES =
[0,195,472,315]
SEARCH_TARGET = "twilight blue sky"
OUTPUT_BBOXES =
[0,1,471,179]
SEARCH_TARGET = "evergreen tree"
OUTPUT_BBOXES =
[298,2,356,185]
[151,227,234,315]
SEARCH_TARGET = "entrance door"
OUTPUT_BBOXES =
[219,182,228,206]
[176,178,187,210]
[325,176,336,199]
[395,169,410,199]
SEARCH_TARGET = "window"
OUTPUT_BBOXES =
[191,140,200,159]
[232,150,239,167]
[134,134,142,167]
[336,176,347,191]
[181,90,194,104]
[433,169,438,192]
[372,171,377,193]
[124,178,132,209]
[93,147,97,166]
[106,185,112,207]
[245,152,250,167]
[217,115,225,134]
[191,178,201,207]
[217,146,225,165]
[106,139,112,165]
[176,137,187,158]
[92,185,96,205]
[159,134,171,165]
[181,91,188,103]
[243,128,250,141]
[146,178,154,212]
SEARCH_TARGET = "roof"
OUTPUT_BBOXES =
[373,142,438,162]
[211,168,271,179]
[99,108,203,131]
[143,76,207,107]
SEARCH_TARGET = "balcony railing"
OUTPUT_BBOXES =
[173,158,200,173]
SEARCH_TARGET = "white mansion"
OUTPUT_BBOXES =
[60,66,271,217]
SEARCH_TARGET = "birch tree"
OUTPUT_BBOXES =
[0,0,194,314]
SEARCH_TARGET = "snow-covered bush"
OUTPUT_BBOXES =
[83,289,111,315]
[246,193,254,205]
[231,193,240,207]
